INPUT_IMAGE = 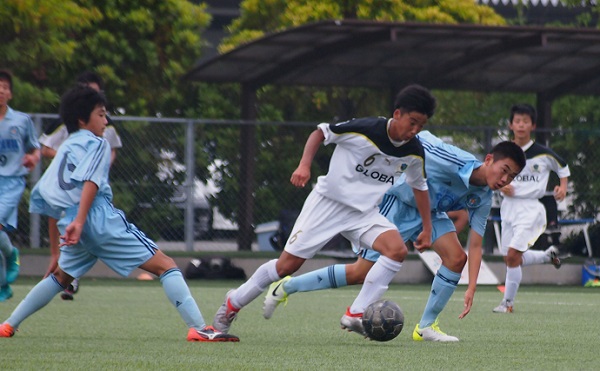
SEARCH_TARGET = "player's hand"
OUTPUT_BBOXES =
[22,154,38,171]
[554,185,566,201]
[500,184,514,197]
[458,288,475,319]
[290,165,311,188]
[60,222,84,246]
[413,230,432,252]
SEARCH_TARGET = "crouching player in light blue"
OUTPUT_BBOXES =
[0,85,239,342]
[263,131,525,342]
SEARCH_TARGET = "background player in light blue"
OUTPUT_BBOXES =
[0,85,238,342]
[263,131,525,342]
[0,69,40,302]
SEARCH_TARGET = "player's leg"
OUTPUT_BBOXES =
[0,229,19,285]
[138,251,238,342]
[215,191,344,331]
[348,227,406,315]
[213,252,305,332]
[0,268,73,337]
[413,230,463,342]
[263,257,375,319]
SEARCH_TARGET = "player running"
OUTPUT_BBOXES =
[263,131,525,342]
[0,85,238,342]
[212,84,436,335]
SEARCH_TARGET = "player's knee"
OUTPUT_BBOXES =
[275,256,303,277]
[443,251,467,271]
[53,269,74,287]
[379,244,408,262]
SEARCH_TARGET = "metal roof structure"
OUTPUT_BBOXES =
[186,19,600,99]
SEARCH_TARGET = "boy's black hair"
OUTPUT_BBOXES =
[76,71,104,91]
[0,69,13,92]
[491,141,526,171]
[60,85,107,134]
[394,84,436,118]
[510,103,536,124]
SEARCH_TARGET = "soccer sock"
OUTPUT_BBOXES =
[0,230,15,257]
[0,250,5,286]
[284,264,348,295]
[349,256,401,314]
[522,250,550,266]
[230,259,279,309]
[418,265,460,328]
[504,266,522,302]
[6,275,65,328]
[159,268,205,330]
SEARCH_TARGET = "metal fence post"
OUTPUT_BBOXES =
[184,119,195,252]
[30,115,43,248]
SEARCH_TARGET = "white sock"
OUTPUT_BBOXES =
[230,259,280,308]
[349,255,401,314]
[522,250,549,266]
[504,266,522,303]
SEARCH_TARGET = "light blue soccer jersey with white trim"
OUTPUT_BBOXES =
[386,130,492,237]
[0,106,40,177]
[30,129,112,217]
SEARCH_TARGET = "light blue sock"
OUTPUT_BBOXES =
[419,265,461,328]
[284,264,348,295]
[6,275,65,328]
[160,268,205,330]
[0,230,14,257]
[0,250,5,286]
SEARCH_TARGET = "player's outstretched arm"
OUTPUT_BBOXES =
[459,230,483,319]
[412,188,432,251]
[290,129,324,188]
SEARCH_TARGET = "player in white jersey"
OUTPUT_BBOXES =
[212,84,436,335]
[0,70,41,302]
[262,132,525,342]
[493,104,570,314]
[39,71,123,300]
[0,85,238,342]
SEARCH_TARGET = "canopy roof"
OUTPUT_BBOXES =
[186,19,600,99]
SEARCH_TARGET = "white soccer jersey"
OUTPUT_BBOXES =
[507,140,570,200]
[30,129,112,216]
[314,117,427,212]
[39,119,122,151]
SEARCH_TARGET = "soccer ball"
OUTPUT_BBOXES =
[362,299,404,342]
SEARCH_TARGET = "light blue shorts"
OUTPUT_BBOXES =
[0,176,26,231]
[57,196,158,278]
[356,194,456,262]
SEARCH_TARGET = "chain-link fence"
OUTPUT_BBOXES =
[14,114,600,256]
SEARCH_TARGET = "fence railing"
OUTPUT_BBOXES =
[15,114,598,255]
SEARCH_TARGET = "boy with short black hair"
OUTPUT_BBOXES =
[0,85,238,342]
[493,103,570,314]
[213,84,436,335]
[0,69,40,302]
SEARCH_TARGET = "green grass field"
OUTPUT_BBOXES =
[1,278,599,370]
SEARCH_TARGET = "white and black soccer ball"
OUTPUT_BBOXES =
[362,299,404,342]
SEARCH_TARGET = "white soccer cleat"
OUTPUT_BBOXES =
[340,307,367,337]
[412,319,459,342]
[212,289,238,333]
[545,245,562,269]
[263,276,291,319]
[493,300,514,313]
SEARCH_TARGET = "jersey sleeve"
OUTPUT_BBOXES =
[468,196,492,237]
[39,125,68,150]
[402,155,428,191]
[24,115,40,151]
[70,139,111,187]
[103,124,123,149]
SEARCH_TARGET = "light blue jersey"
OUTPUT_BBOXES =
[359,131,492,262]
[30,130,112,218]
[0,107,40,177]
[30,129,156,278]
[388,130,492,238]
